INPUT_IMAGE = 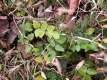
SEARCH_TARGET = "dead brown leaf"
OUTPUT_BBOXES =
[68,0,80,15]
[6,22,19,44]
[0,39,8,49]
[0,19,9,37]
[5,47,15,60]
[45,6,53,13]
[97,67,107,73]
[57,7,69,16]
[52,58,62,73]
[45,2,61,18]
[0,16,7,19]
[37,4,44,17]
[98,43,107,49]
[0,74,8,80]
[0,1,3,13]
[75,60,85,70]
[72,74,82,80]
[7,65,21,74]
[57,0,80,16]
[89,51,107,63]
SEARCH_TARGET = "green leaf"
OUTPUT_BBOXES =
[85,75,92,80]
[82,78,85,80]
[45,43,52,51]
[18,36,29,44]
[86,68,97,75]
[78,66,87,76]
[24,22,33,32]
[77,39,83,45]
[45,72,57,79]
[34,29,45,38]
[52,31,60,39]
[76,45,81,52]
[23,39,29,44]
[47,26,55,31]
[41,22,48,30]
[90,43,98,51]
[55,45,64,52]
[16,12,21,17]
[16,10,25,17]
[84,47,90,52]
[48,50,56,61]
[70,45,76,52]
[81,43,89,49]
[25,45,32,53]
[56,35,67,44]
[50,41,55,47]
[47,38,55,47]
[26,39,29,44]
[27,33,34,41]
[46,31,53,38]
[47,37,52,42]
[35,57,43,63]
[85,61,94,68]
[36,75,44,80]
[33,20,40,29]
[87,28,95,35]
[41,52,47,56]
[32,48,41,56]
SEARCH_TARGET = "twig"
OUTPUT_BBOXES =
[93,33,101,41]
[91,0,97,10]
[74,36,94,42]
[8,2,22,15]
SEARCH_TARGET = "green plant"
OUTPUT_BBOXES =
[16,9,25,17]
[33,20,60,39]
[98,0,107,12]
[45,71,63,80]
[78,61,97,80]
[70,39,99,52]
[18,20,60,56]
[71,14,96,37]
[18,21,34,44]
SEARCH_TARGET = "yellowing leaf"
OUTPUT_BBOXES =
[33,20,40,28]
[46,31,53,38]
[99,18,107,22]
[104,78,107,80]
[103,38,107,43]
[47,26,55,31]
[102,24,107,28]
[87,28,95,35]
[0,64,2,70]
[33,71,40,76]
[35,57,42,63]
[44,56,50,63]
[36,75,44,80]
[41,22,48,30]
[85,48,90,52]
[34,29,45,38]
[89,54,96,58]
[52,31,60,39]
